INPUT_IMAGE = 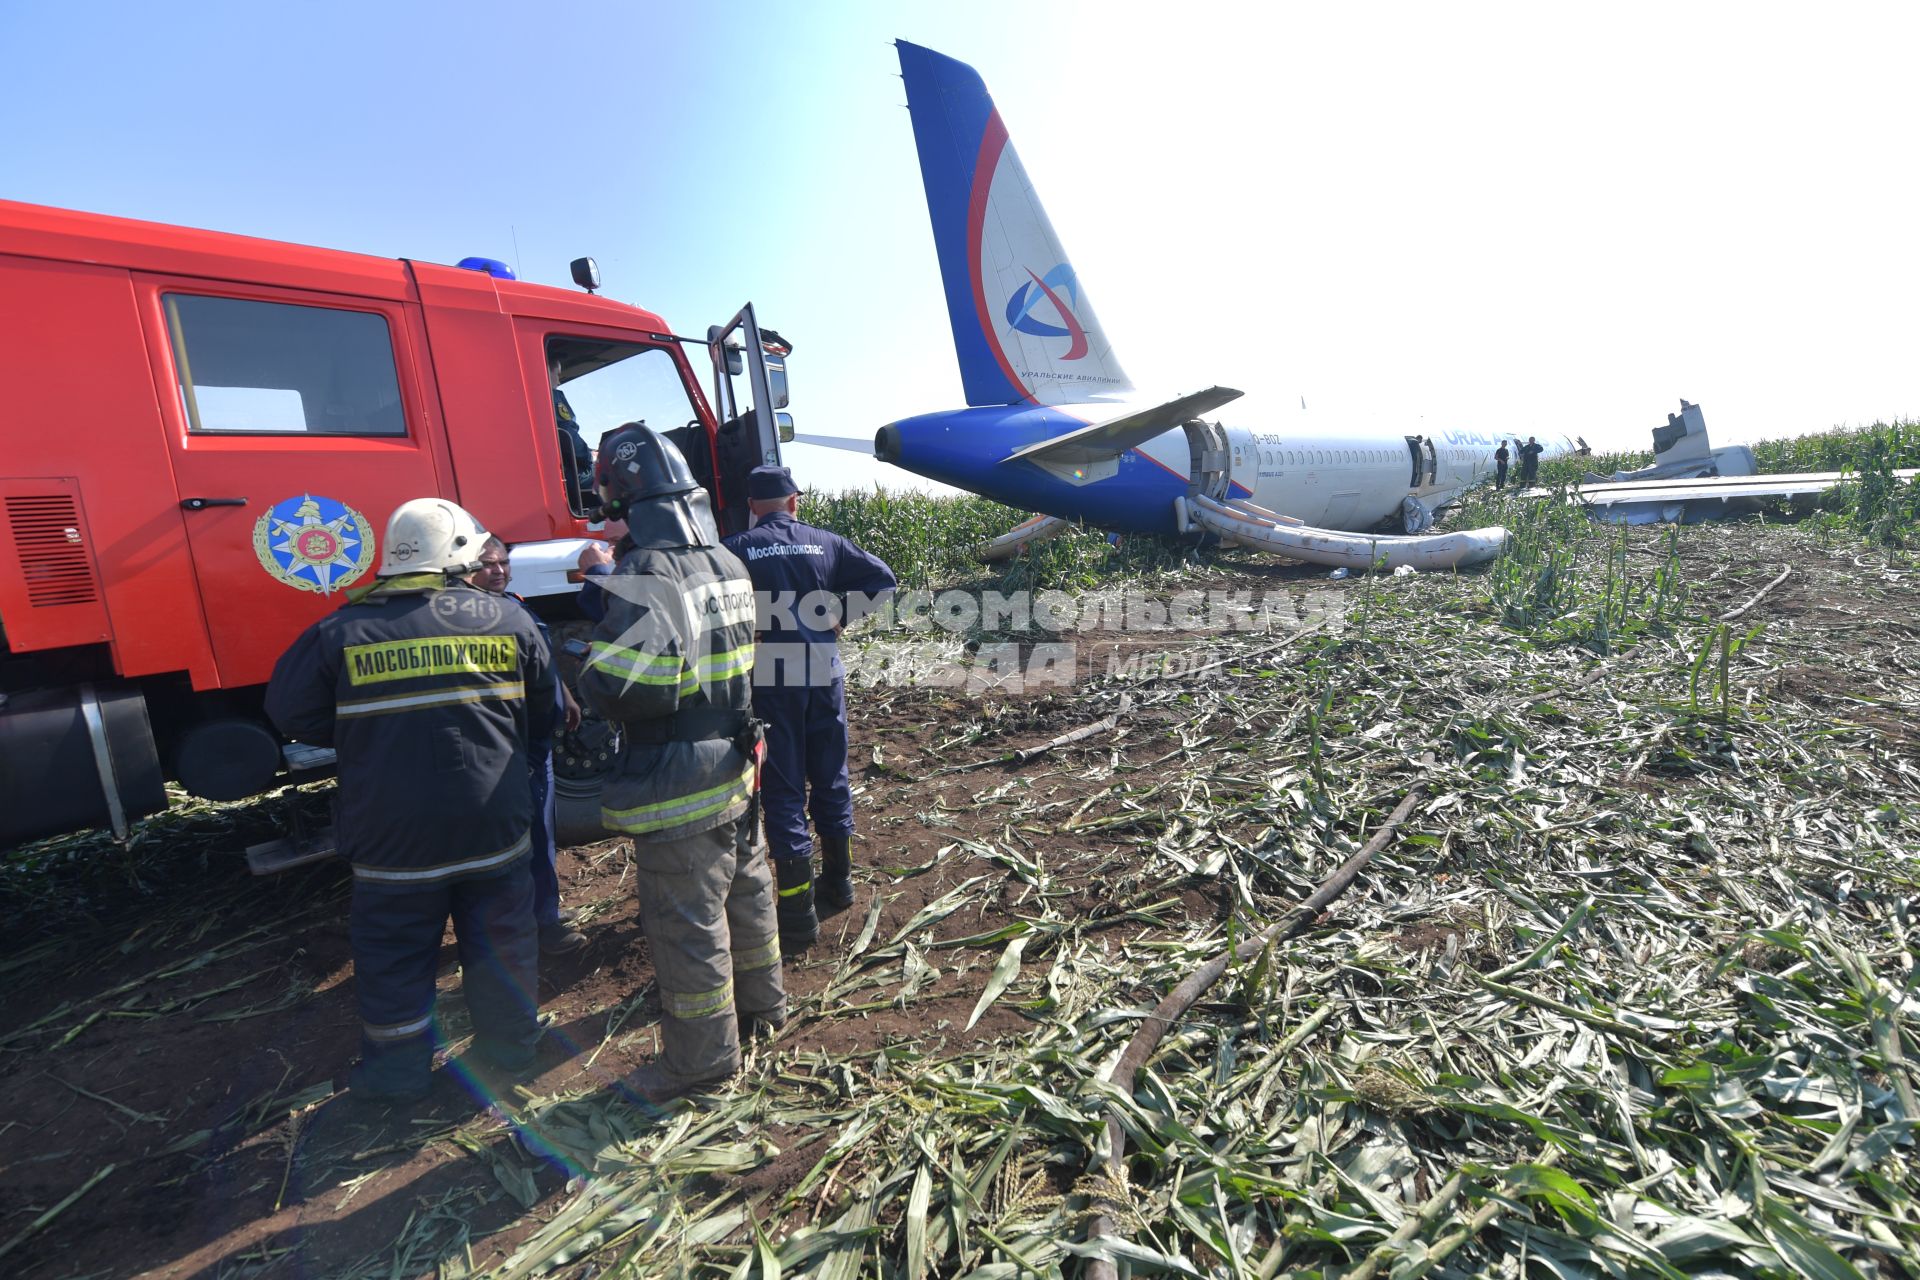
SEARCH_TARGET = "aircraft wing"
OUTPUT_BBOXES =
[1001,386,1243,466]
[1538,468,1919,505]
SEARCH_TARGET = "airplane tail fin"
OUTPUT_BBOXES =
[896,40,1132,408]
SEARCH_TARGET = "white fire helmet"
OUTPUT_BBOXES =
[378,498,491,577]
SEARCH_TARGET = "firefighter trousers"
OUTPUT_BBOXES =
[756,677,854,865]
[631,814,785,1088]
[348,864,542,1098]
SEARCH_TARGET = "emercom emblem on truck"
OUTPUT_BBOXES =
[252,493,377,594]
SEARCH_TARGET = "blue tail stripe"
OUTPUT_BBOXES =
[898,39,1028,407]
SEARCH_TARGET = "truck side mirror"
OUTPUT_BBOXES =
[705,326,744,376]
[776,412,795,444]
[570,257,600,292]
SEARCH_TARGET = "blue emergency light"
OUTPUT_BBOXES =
[455,256,517,280]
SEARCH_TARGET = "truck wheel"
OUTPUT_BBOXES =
[552,715,620,848]
[554,785,609,848]
[548,618,620,848]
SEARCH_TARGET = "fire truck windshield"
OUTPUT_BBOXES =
[546,340,703,514]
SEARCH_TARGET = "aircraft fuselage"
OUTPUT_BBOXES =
[876,404,1526,534]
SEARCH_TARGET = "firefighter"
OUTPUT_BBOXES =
[723,465,896,951]
[576,423,785,1102]
[474,537,587,956]
[550,355,597,507]
[265,498,557,1104]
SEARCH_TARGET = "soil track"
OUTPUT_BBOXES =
[0,565,1307,1280]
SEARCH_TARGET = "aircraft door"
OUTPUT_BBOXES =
[1183,419,1231,500]
[1406,436,1437,487]
[707,304,790,536]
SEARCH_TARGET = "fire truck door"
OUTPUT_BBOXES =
[145,283,451,689]
[707,304,787,537]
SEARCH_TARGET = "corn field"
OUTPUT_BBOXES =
[5,427,1920,1278]
[798,489,1193,593]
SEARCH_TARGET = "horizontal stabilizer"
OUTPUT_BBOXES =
[1001,387,1243,467]
[792,433,875,455]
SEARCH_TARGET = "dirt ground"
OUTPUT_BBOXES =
[0,533,1907,1279]
[0,560,1336,1280]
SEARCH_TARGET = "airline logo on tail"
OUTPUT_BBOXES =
[898,39,1131,408]
[1005,265,1089,360]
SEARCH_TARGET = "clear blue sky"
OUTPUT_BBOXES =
[5,1,1915,492]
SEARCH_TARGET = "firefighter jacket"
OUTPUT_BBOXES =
[722,511,897,683]
[265,574,557,891]
[577,544,759,840]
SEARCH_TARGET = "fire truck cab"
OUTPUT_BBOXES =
[0,199,791,849]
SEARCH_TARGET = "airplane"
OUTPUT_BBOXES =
[1522,400,1915,525]
[1580,400,1756,485]
[843,40,1583,567]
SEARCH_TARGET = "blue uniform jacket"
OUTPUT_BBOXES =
[722,511,896,684]
[265,576,557,890]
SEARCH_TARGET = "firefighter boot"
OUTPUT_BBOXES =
[626,1010,739,1105]
[774,857,818,954]
[817,834,855,916]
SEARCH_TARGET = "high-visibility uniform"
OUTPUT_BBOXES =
[576,543,783,1088]
[266,574,556,1096]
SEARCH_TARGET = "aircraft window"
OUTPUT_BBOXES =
[164,293,405,435]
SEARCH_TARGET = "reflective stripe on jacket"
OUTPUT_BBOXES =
[576,544,759,841]
[265,575,557,889]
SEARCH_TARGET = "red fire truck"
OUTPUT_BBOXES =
[0,199,792,850]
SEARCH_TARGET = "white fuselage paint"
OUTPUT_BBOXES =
[1130,423,1542,529]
